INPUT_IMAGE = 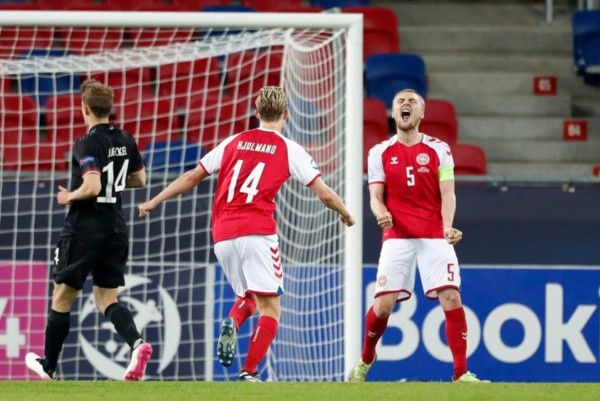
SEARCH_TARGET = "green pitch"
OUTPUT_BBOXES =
[2,381,599,401]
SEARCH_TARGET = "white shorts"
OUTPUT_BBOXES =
[214,234,284,298]
[375,238,460,301]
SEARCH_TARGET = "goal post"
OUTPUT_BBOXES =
[0,10,363,381]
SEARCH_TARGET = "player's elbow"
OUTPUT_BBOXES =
[127,170,147,188]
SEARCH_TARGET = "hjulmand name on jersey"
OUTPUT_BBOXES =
[108,146,127,157]
[237,141,277,154]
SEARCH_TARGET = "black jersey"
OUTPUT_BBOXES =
[64,123,144,235]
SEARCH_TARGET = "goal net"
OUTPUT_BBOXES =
[0,11,363,381]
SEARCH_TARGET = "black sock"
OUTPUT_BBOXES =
[44,309,71,371]
[104,302,142,349]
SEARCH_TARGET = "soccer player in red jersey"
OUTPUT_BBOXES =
[347,89,488,383]
[138,86,355,381]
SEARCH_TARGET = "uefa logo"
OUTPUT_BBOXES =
[78,274,181,380]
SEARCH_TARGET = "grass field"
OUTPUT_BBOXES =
[2,381,599,401]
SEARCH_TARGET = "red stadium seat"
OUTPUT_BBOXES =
[172,0,230,11]
[241,0,303,11]
[185,94,249,151]
[127,7,195,48]
[90,67,153,106]
[116,97,182,152]
[341,6,400,61]
[58,26,124,55]
[363,98,390,173]
[225,51,282,99]
[0,27,54,59]
[44,94,87,143]
[157,57,222,109]
[0,95,40,170]
[36,0,105,10]
[420,98,458,144]
[450,143,487,175]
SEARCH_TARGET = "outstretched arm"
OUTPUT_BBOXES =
[308,177,355,227]
[138,165,208,218]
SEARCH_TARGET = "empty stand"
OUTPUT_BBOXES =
[58,26,124,55]
[419,98,458,144]
[0,27,54,59]
[363,98,390,173]
[185,94,249,151]
[0,95,39,170]
[116,97,181,152]
[90,67,153,105]
[311,0,370,7]
[342,6,400,61]
[241,0,302,11]
[36,0,104,9]
[172,0,230,11]
[225,51,282,99]
[157,57,222,109]
[365,53,428,108]
[450,143,487,176]
[143,140,203,173]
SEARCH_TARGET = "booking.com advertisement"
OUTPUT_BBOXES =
[363,264,600,382]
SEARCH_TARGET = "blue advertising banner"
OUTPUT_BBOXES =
[362,264,600,382]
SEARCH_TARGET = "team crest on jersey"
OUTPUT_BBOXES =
[416,153,430,165]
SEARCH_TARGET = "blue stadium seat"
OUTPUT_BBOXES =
[573,10,600,74]
[144,141,204,173]
[365,53,427,108]
[311,0,370,7]
[17,49,81,107]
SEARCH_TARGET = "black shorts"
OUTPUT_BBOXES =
[52,229,128,290]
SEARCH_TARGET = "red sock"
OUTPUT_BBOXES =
[243,315,278,374]
[229,296,257,330]
[361,306,388,364]
[444,306,468,380]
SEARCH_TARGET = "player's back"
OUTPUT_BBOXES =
[66,123,144,234]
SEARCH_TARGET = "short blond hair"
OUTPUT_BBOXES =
[81,79,113,118]
[255,86,287,122]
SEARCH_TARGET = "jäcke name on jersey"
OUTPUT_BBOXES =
[237,140,277,154]
[107,146,127,157]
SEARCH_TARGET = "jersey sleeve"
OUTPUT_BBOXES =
[367,143,385,184]
[286,140,321,186]
[199,134,238,175]
[438,141,455,181]
[72,139,100,176]
[128,136,145,174]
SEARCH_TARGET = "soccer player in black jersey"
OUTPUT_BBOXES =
[25,79,152,381]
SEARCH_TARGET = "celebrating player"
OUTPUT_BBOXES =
[138,86,355,382]
[25,79,153,381]
[347,89,488,383]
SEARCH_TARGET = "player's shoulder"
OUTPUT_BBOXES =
[369,135,396,155]
[421,133,451,152]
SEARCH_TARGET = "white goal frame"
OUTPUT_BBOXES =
[0,10,363,380]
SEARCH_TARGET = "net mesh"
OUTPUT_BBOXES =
[0,22,349,381]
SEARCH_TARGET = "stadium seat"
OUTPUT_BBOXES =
[450,143,487,175]
[36,0,103,9]
[44,94,87,170]
[341,6,400,61]
[0,26,54,59]
[419,98,458,144]
[128,15,195,49]
[365,53,428,108]
[240,0,302,11]
[143,140,204,173]
[225,51,282,99]
[572,10,600,75]
[171,0,231,11]
[363,98,390,173]
[116,97,181,152]
[103,0,167,11]
[0,94,40,170]
[17,49,81,107]
[157,57,222,109]
[90,67,153,105]
[311,0,371,7]
[185,94,249,151]
[58,26,124,55]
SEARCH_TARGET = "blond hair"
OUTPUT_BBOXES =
[81,79,113,118]
[255,86,287,122]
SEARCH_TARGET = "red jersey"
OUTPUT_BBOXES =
[367,134,454,240]
[200,128,321,243]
